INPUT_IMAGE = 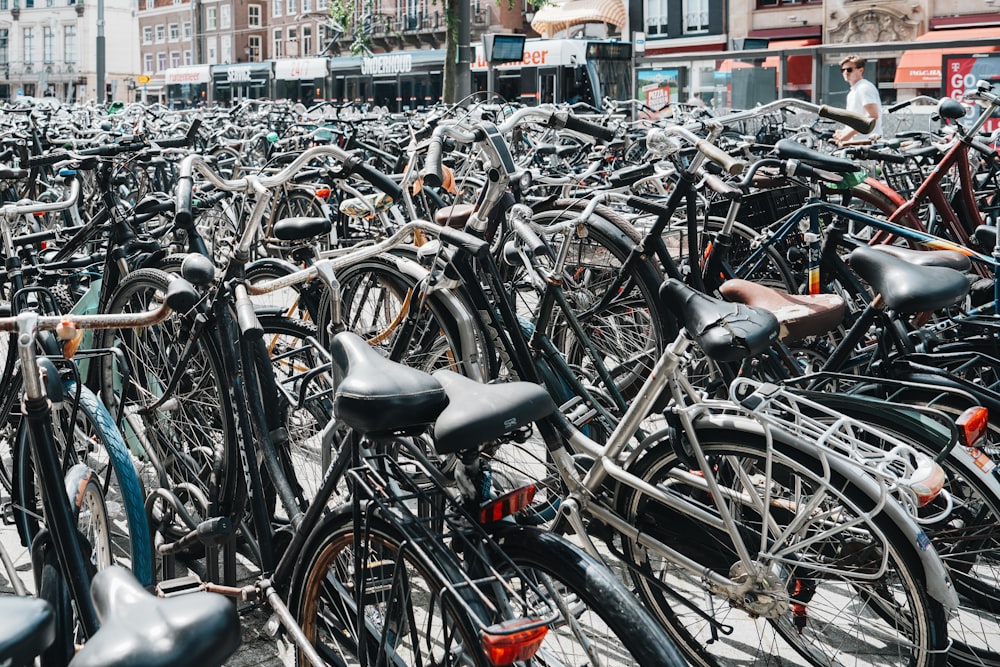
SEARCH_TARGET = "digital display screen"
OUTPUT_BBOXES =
[586,43,632,60]
[491,35,526,63]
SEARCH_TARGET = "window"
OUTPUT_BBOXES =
[247,34,261,61]
[183,21,191,39]
[157,51,166,71]
[683,0,709,33]
[206,7,217,30]
[144,53,153,72]
[286,0,296,15]
[273,28,282,58]
[143,26,153,43]
[169,23,179,41]
[63,25,75,63]
[0,1,7,10]
[248,4,261,26]
[170,51,180,67]
[316,0,326,9]
[155,24,165,42]
[301,0,310,12]
[46,0,53,7]
[22,27,33,65]
[0,30,8,65]
[184,49,192,65]
[42,25,53,63]
[646,0,668,35]
[145,0,153,9]
[220,5,231,28]
[301,24,312,55]
[756,0,820,7]
[272,0,281,18]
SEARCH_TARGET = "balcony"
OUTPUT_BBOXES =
[400,10,444,48]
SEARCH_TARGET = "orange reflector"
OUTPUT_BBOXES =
[479,485,536,524]
[315,188,331,199]
[957,406,989,449]
[482,620,548,666]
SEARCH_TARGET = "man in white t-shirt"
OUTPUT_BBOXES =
[833,55,883,145]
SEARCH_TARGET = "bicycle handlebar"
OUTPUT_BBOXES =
[0,176,80,218]
[0,277,198,334]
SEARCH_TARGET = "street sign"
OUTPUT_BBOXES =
[137,74,151,85]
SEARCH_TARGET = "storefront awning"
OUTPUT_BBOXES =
[164,65,211,85]
[530,0,626,38]
[895,27,1000,87]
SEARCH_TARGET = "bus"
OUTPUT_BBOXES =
[472,38,632,111]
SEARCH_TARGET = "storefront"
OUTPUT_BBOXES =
[274,57,330,104]
[165,65,211,108]
[211,62,273,105]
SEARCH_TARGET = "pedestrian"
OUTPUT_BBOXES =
[833,55,882,145]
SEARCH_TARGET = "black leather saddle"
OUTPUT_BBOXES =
[775,139,859,173]
[848,244,970,313]
[272,216,332,242]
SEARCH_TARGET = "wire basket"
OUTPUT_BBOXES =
[710,184,809,229]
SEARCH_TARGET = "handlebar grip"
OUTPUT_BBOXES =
[26,152,69,168]
[870,149,907,164]
[887,99,914,114]
[511,218,552,259]
[562,114,616,142]
[971,140,998,158]
[819,105,877,135]
[348,159,404,203]
[694,139,746,176]
[174,174,194,228]
[703,172,742,200]
[419,136,445,188]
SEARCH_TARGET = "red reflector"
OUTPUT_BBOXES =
[482,620,548,666]
[957,406,989,448]
[479,485,536,524]
[315,188,331,199]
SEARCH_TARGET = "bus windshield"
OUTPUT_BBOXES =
[590,59,631,105]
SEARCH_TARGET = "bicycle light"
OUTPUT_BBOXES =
[480,485,537,524]
[646,129,681,157]
[482,619,549,665]
[906,457,947,508]
[957,406,989,449]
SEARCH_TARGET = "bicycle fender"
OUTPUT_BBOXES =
[694,413,960,610]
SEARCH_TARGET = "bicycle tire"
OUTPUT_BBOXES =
[37,548,75,667]
[614,428,950,667]
[13,382,151,585]
[489,522,688,666]
[290,509,491,667]
[95,268,246,573]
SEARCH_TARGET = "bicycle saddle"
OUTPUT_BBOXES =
[848,244,970,313]
[719,279,845,342]
[432,370,557,454]
[68,566,240,667]
[774,139,858,173]
[271,216,332,242]
[870,244,971,272]
[330,331,449,436]
[660,279,779,362]
[0,596,54,666]
[974,224,998,251]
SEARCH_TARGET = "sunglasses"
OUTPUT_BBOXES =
[841,67,856,73]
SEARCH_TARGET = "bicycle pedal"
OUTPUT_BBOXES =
[1,501,14,525]
[156,574,204,597]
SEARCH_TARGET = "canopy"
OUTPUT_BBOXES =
[895,27,1000,87]
[530,0,626,38]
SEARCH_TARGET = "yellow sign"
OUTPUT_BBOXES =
[137,74,151,85]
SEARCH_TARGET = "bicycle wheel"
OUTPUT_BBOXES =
[13,383,150,583]
[490,523,688,666]
[517,200,670,405]
[614,429,950,667]
[257,315,336,511]
[318,252,486,379]
[291,509,489,667]
[95,268,245,554]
